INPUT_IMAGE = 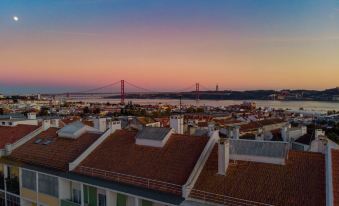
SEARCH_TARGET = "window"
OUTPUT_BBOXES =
[142,200,153,206]
[98,193,106,206]
[84,185,97,205]
[71,182,81,204]
[22,169,36,190]
[38,173,58,197]
[72,188,81,204]
[0,192,5,206]
[6,166,19,195]
[117,193,127,206]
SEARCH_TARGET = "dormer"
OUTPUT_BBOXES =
[135,127,173,148]
[57,121,98,139]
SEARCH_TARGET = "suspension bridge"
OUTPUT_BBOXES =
[45,80,222,104]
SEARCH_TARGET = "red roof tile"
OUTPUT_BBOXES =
[332,149,339,206]
[75,130,208,194]
[9,128,101,171]
[240,118,285,133]
[0,125,39,149]
[192,146,325,206]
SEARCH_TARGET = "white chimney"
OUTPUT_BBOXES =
[281,126,288,142]
[301,125,307,136]
[208,123,215,135]
[226,127,233,139]
[27,112,36,120]
[218,137,230,175]
[170,115,184,134]
[42,120,50,131]
[232,126,240,139]
[109,120,121,134]
[94,118,107,132]
[50,119,60,128]
[256,128,264,140]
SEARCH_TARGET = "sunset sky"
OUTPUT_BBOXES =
[1,0,339,94]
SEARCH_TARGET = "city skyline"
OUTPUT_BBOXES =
[1,0,339,94]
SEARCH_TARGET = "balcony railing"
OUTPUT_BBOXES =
[5,177,20,195]
[78,166,182,195]
[190,189,274,206]
[61,199,81,206]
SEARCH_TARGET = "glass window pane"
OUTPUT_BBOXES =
[22,169,36,190]
[38,173,58,197]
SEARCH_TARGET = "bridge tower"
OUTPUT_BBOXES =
[195,83,200,101]
[121,80,125,104]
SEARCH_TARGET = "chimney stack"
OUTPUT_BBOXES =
[218,137,230,175]
[109,120,121,134]
[170,115,184,134]
[42,120,50,131]
[232,126,240,139]
[256,127,264,140]
[27,112,36,120]
[226,127,233,139]
[281,125,289,142]
[94,118,107,132]
[208,123,215,135]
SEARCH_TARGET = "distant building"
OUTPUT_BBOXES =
[333,95,339,101]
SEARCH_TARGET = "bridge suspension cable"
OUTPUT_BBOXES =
[74,80,121,93]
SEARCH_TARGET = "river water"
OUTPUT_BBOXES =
[68,98,339,113]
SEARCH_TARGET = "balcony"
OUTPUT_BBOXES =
[61,199,81,206]
[5,177,19,195]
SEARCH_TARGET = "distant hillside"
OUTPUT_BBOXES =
[106,87,339,101]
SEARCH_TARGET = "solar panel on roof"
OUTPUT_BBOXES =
[42,140,53,145]
[34,139,43,144]
[229,139,289,158]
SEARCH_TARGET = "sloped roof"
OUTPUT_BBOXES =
[9,128,101,171]
[75,130,209,194]
[192,147,325,206]
[0,124,39,149]
[240,118,285,133]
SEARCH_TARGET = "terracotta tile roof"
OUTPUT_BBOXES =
[214,119,242,126]
[76,130,209,194]
[191,146,325,206]
[0,125,39,149]
[197,122,208,127]
[9,128,101,171]
[137,117,157,125]
[332,149,339,206]
[240,118,285,133]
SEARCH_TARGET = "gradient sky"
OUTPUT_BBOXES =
[1,0,339,94]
